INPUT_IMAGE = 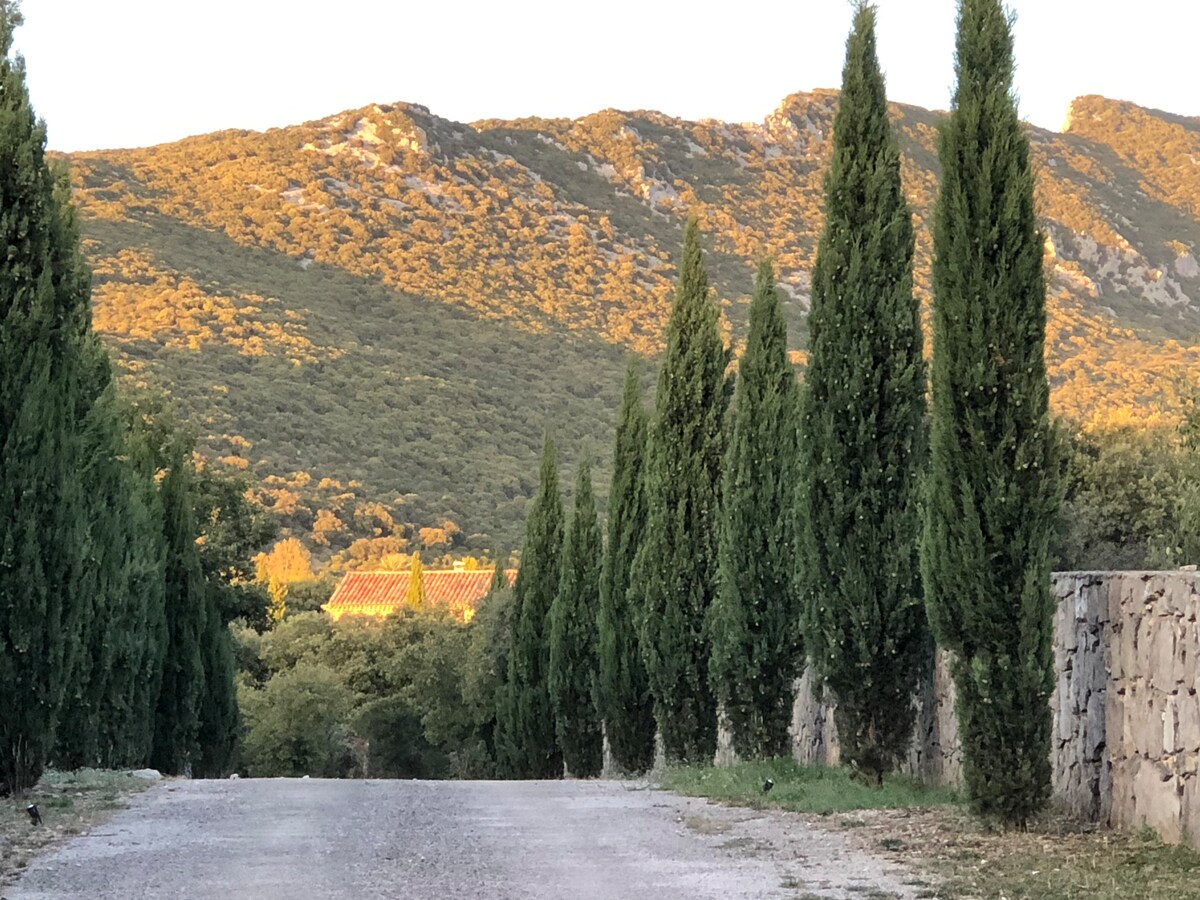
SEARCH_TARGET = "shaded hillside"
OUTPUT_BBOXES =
[64,92,1200,558]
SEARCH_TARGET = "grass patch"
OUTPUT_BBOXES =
[664,762,1200,899]
[1,769,153,886]
[918,813,1200,900]
[662,758,959,815]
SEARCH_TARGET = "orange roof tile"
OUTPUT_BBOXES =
[324,569,516,621]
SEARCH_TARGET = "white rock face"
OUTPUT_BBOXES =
[129,768,162,781]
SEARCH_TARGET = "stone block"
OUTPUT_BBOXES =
[1181,693,1200,754]
[1132,758,1183,843]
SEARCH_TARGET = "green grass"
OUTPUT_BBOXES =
[662,758,959,815]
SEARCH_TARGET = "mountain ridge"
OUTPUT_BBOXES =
[62,90,1200,558]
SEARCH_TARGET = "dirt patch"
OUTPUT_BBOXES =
[1,770,153,887]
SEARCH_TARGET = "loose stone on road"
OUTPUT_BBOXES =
[6,779,921,899]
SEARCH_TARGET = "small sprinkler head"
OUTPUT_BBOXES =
[27,803,42,826]
[762,778,775,794]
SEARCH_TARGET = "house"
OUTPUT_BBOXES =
[323,567,516,623]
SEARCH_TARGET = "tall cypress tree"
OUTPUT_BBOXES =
[636,217,732,764]
[490,554,509,593]
[923,0,1058,825]
[0,3,89,794]
[710,262,802,760]
[549,457,603,777]
[405,553,426,610]
[196,582,238,777]
[118,413,169,767]
[597,360,656,774]
[150,445,207,776]
[798,4,929,784]
[503,435,565,778]
[55,339,130,770]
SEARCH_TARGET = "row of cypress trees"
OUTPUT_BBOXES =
[497,0,1055,827]
[0,3,237,794]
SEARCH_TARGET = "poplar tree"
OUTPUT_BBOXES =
[0,2,87,794]
[923,0,1058,825]
[549,458,603,777]
[503,436,565,778]
[710,262,802,760]
[597,360,656,773]
[798,3,928,783]
[636,217,732,763]
[150,446,207,776]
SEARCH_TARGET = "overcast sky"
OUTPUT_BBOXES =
[15,0,1200,152]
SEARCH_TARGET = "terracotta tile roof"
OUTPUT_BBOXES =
[324,569,516,622]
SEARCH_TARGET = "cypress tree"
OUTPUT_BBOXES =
[548,457,603,777]
[502,435,565,778]
[150,445,207,776]
[597,360,656,774]
[635,217,732,764]
[55,339,129,769]
[923,0,1058,826]
[405,553,426,610]
[797,3,929,783]
[0,2,89,794]
[490,554,509,592]
[710,261,802,760]
[119,417,169,767]
[196,582,238,777]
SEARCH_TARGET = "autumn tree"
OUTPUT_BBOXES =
[923,0,1059,825]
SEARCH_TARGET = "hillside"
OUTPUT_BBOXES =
[63,92,1200,560]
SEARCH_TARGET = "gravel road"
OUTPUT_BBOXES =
[5,779,923,899]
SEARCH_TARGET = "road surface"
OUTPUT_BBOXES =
[5,779,920,899]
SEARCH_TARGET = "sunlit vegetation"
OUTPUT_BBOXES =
[57,91,1200,557]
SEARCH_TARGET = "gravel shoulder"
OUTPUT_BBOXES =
[4,779,925,900]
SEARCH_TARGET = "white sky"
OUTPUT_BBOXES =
[16,0,1200,152]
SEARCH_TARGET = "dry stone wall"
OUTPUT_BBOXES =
[756,571,1200,850]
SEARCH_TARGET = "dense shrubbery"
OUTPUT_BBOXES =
[234,598,510,779]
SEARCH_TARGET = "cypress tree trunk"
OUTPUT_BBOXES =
[150,446,207,776]
[502,435,565,778]
[549,458,603,777]
[923,0,1058,826]
[710,262,802,760]
[636,217,732,764]
[0,5,89,794]
[798,4,929,783]
[597,360,656,774]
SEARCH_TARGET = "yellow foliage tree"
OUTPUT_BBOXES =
[254,538,315,621]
